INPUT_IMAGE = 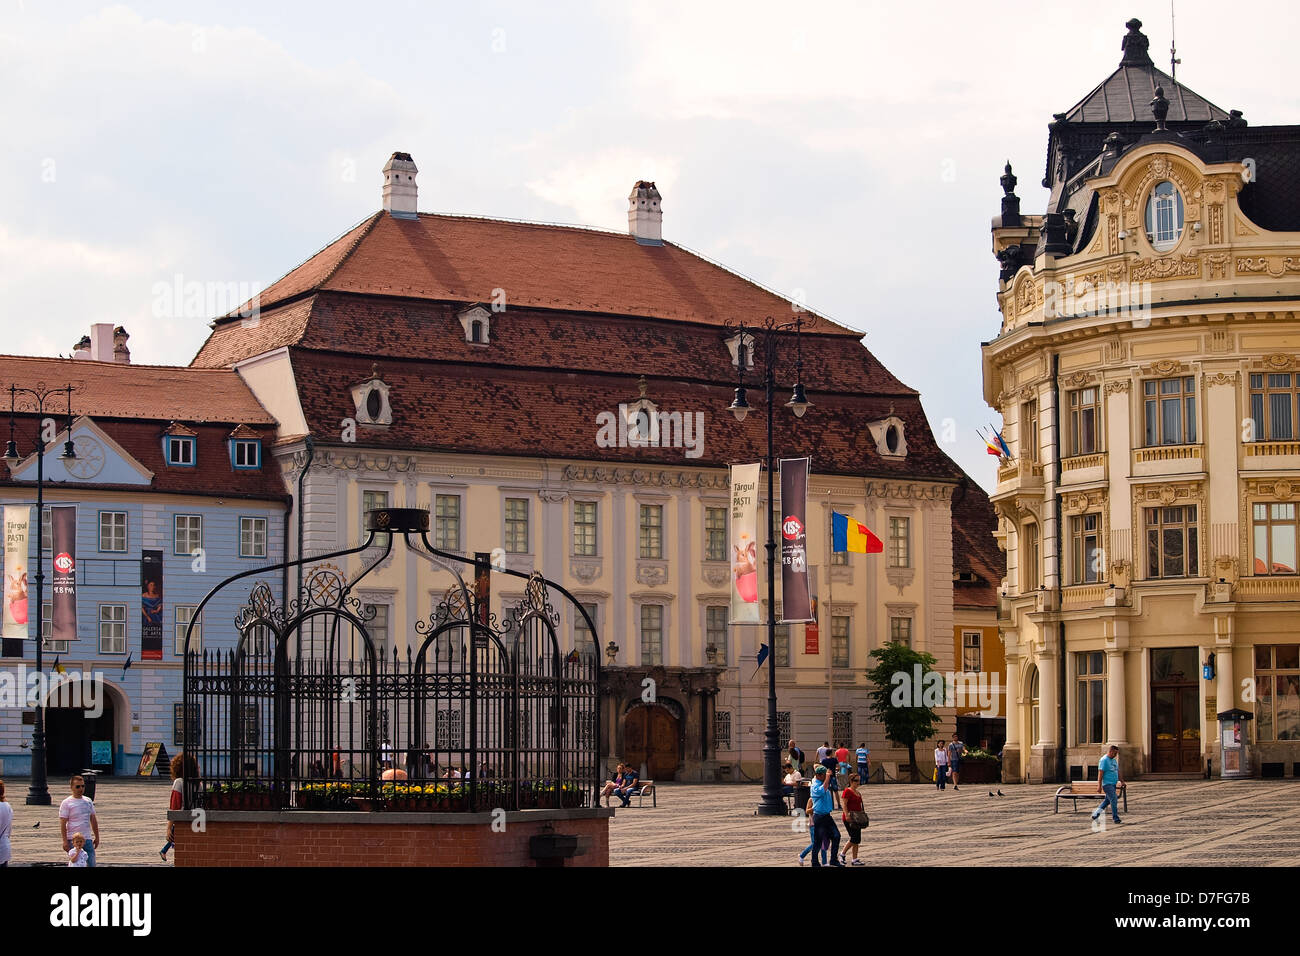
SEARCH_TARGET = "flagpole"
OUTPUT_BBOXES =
[826,495,833,746]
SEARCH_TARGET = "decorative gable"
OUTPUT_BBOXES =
[867,411,908,459]
[457,304,491,345]
[10,416,153,486]
[351,366,392,427]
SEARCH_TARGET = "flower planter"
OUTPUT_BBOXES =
[956,760,999,784]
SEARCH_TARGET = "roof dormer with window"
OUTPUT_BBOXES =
[162,422,198,467]
[351,366,392,428]
[457,304,491,345]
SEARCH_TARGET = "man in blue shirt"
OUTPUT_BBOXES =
[856,743,870,785]
[1092,744,1124,824]
[808,765,843,867]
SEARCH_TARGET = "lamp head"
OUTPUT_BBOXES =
[728,386,751,423]
[60,439,77,461]
[3,440,18,469]
[785,383,811,418]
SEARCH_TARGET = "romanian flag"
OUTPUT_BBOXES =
[992,427,1012,458]
[564,648,581,665]
[981,430,1002,457]
[831,512,884,554]
[52,655,66,675]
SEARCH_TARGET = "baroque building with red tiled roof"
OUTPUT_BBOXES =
[192,156,1000,781]
[1,332,288,776]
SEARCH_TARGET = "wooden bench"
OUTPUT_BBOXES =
[607,780,656,807]
[1054,780,1127,813]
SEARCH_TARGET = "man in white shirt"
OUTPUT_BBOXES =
[59,776,100,867]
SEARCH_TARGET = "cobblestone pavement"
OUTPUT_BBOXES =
[3,776,1297,866]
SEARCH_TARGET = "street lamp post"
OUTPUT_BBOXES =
[5,383,76,806]
[724,316,812,817]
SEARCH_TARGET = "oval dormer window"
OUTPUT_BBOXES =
[885,425,901,455]
[366,388,383,420]
[1144,181,1184,252]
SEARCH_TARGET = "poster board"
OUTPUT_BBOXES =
[137,741,163,777]
[90,740,112,766]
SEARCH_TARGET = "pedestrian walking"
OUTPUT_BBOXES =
[787,739,805,774]
[856,742,870,785]
[947,732,966,791]
[808,765,843,867]
[0,779,12,868]
[934,741,950,791]
[1091,744,1124,825]
[59,776,99,866]
[816,741,830,763]
[160,752,198,862]
[839,772,867,865]
[820,748,842,809]
[797,796,826,866]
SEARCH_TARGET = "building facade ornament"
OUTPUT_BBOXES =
[862,481,953,501]
[1205,371,1239,388]
[561,465,728,490]
[635,562,668,587]
[1204,252,1230,279]
[1138,359,1191,377]
[1251,353,1299,372]
[1130,255,1201,283]
[571,560,602,584]
[1103,380,1131,395]
[1061,371,1098,388]
[1235,256,1300,278]
[702,565,729,588]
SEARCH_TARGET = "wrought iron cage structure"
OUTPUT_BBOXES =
[181,508,600,812]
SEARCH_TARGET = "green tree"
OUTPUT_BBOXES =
[866,641,944,783]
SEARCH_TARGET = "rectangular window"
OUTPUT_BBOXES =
[962,631,982,672]
[40,507,51,551]
[573,500,597,556]
[774,624,790,667]
[833,711,854,747]
[888,516,911,568]
[1146,506,1199,579]
[504,498,529,553]
[99,603,126,654]
[434,494,461,551]
[1249,373,1299,441]
[232,439,261,469]
[1143,377,1196,446]
[173,515,202,556]
[890,617,912,645]
[98,511,127,553]
[1075,651,1107,744]
[42,603,68,654]
[831,616,850,668]
[1070,513,1102,584]
[706,606,728,664]
[1022,523,1040,591]
[166,436,195,466]
[239,516,267,558]
[1021,399,1039,464]
[1068,387,1101,456]
[174,605,201,656]
[1254,645,1300,742]
[362,490,391,547]
[574,603,598,659]
[704,506,727,562]
[831,548,849,566]
[1253,503,1298,575]
[776,711,792,744]
[640,604,663,666]
[174,703,200,747]
[639,504,663,559]
[714,711,732,750]
[363,604,389,658]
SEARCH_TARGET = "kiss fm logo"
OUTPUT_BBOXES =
[781,516,803,541]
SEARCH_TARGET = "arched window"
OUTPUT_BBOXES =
[1029,665,1041,746]
[471,319,483,343]
[1145,180,1185,252]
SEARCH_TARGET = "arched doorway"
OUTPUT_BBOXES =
[623,702,680,780]
[44,679,123,776]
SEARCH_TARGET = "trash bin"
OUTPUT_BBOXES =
[80,770,99,800]
[1216,708,1254,779]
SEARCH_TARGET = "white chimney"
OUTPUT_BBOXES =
[382,152,419,219]
[89,323,115,362]
[628,181,663,244]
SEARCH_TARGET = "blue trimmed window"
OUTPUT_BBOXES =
[165,436,196,467]
[231,439,261,470]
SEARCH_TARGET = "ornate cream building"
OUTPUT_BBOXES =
[191,157,1001,781]
[985,19,1300,782]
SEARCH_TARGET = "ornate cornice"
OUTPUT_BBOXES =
[1251,353,1300,372]
[561,465,728,489]
[1130,255,1201,283]
[862,481,953,501]
[1138,359,1190,377]
[1060,371,1098,388]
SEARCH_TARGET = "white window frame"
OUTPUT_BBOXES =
[239,516,267,558]
[504,497,529,554]
[174,514,202,556]
[175,605,201,656]
[98,511,127,553]
[434,494,461,551]
[99,603,127,654]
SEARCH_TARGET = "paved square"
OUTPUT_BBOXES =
[2,777,1296,866]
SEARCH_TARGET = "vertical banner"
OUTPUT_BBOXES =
[141,549,164,660]
[804,567,820,655]
[473,552,491,627]
[3,506,31,651]
[51,505,78,643]
[779,458,813,622]
[729,463,761,624]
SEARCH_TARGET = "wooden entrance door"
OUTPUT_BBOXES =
[1151,647,1201,773]
[623,704,680,780]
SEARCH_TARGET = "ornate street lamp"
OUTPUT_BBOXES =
[724,315,811,816]
[5,383,76,806]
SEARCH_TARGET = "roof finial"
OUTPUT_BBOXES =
[370,361,379,380]
[1169,1,1181,80]
[1151,86,1170,131]
[999,162,1021,228]
[1119,17,1154,68]
[637,375,648,399]
[1000,162,1017,197]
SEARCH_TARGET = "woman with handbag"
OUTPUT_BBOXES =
[839,773,867,865]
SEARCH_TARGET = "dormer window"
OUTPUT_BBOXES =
[1145,181,1185,252]
[725,332,755,369]
[231,439,261,470]
[167,436,196,466]
[350,369,393,427]
[458,305,491,345]
[867,413,908,460]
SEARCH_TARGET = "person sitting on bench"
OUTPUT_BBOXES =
[600,763,626,803]
[614,764,641,807]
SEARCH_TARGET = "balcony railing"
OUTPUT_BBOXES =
[1061,453,1105,472]
[1245,441,1300,457]
[1062,584,1107,608]
[1134,444,1202,463]
[1234,576,1300,599]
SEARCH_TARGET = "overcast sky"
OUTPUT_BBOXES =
[2,1,1296,489]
